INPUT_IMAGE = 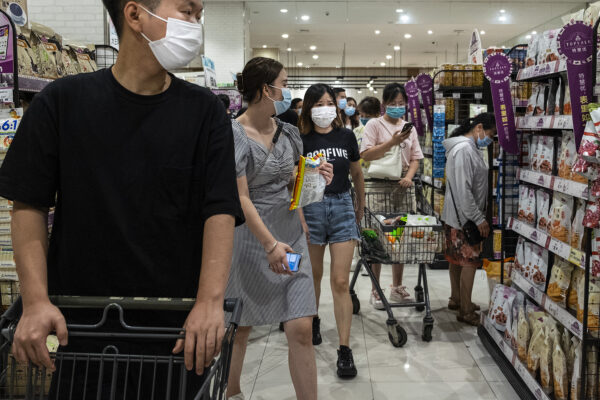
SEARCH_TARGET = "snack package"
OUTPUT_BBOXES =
[523,243,548,290]
[577,275,600,331]
[15,27,36,77]
[60,45,80,76]
[289,154,326,210]
[546,78,560,116]
[526,85,538,116]
[517,304,530,361]
[518,186,536,225]
[584,200,600,229]
[537,190,551,232]
[570,340,581,400]
[540,29,560,63]
[546,257,574,307]
[563,85,572,115]
[526,34,539,67]
[540,327,554,395]
[558,130,578,180]
[71,44,98,73]
[553,339,568,400]
[573,155,598,182]
[568,268,585,312]
[554,77,564,116]
[534,85,547,115]
[579,121,600,162]
[29,23,60,79]
[489,284,516,332]
[530,136,540,171]
[567,336,579,382]
[571,199,585,249]
[528,325,546,373]
[401,215,439,259]
[514,236,526,274]
[508,292,525,348]
[538,136,554,175]
[549,193,573,243]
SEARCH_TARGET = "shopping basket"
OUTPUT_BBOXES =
[0,295,242,400]
[350,178,440,347]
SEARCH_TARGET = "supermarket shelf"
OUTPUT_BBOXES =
[422,146,432,156]
[515,60,566,82]
[434,85,483,93]
[513,100,528,108]
[508,217,585,268]
[479,316,551,400]
[511,271,583,339]
[518,169,589,200]
[516,115,573,130]
[421,175,444,189]
[19,76,54,93]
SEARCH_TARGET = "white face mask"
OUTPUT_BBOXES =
[311,106,337,128]
[139,5,204,71]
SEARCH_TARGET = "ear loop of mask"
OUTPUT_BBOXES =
[138,4,167,42]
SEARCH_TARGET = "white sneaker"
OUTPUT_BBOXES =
[370,289,385,310]
[228,394,245,400]
[390,286,412,303]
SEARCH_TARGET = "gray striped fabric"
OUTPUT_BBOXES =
[225,119,317,327]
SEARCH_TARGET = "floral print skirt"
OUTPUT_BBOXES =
[444,224,482,268]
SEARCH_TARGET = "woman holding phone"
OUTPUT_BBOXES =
[360,83,423,309]
[298,84,365,378]
[225,58,333,400]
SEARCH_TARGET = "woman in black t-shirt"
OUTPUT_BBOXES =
[298,84,365,378]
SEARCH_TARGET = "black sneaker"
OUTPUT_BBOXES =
[312,316,322,345]
[279,322,284,332]
[337,346,357,378]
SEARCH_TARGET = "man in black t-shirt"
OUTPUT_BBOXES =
[0,0,244,395]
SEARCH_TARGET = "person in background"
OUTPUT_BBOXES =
[277,104,299,126]
[360,83,423,309]
[298,83,365,378]
[334,87,347,111]
[0,0,245,396]
[292,98,303,115]
[442,113,496,327]
[218,94,233,118]
[225,57,333,400]
[354,96,382,178]
[341,97,360,130]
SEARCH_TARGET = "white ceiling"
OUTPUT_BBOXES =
[237,0,587,68]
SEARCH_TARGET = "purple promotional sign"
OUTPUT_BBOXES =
[0,12,14,104]
[557,21,594,149]
[416,74,433,131]
[405,79,423,136]
[484,53,519,154]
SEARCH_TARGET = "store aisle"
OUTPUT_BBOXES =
[235,258,520,400]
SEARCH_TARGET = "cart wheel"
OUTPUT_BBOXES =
[422,324,433,342]
[351,293,360,315]
[387,323,408,348]
[415,290,425,312]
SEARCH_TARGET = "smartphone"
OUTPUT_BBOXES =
[401,122,414,134]
[286,252,302,272]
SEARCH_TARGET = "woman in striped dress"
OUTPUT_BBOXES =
[225,57,333,400]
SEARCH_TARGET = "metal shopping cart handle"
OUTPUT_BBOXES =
[0,296,242,341]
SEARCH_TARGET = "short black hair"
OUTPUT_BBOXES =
[102,0,160,38]
[333,88,346,96]
[358,96,381,117]
[382,83,407,105]
[237,57,284,104]
[291,98,302,109]
[450,112,496,137]
[217,94,230,109]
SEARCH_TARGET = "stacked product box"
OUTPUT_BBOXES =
[432,105,446,179]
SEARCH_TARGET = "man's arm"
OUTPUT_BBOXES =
[11,201,67,371]
[173,213,235,375]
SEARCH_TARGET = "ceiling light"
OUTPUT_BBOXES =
[394,45,401,51]
[404,33,412,39]
[357,90,362,94]
[369,80,374,84]
[336,65,341,68]
[396,8,403,13]
[287,47,292,51]
[369,87,374,91]
[301,15,310,21]
[282,33,289,39]
[375,30,381,35]
[498,15,506,22]
[386,55,392,60]
[297,62,303,67]
[427,30,433,35]
[335,80,340,84]
[306,65,310,69]
[310,45,317,50]
[313,54,319,59]
[366,83,371,87]
[532,30,537,35]
[500,9,506,13]
[280,9,288,13]
[525,35,531,39]
[501,45,506,49]
[400,14,409,23]
[480,30,485,35]
[374,90,378,94]
[262,45,267,48]
[380,62,386,66]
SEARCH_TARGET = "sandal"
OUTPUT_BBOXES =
[457,312,481,327]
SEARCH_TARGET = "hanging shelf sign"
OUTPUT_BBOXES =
[0,11,15,105]
[405,79,424,136]
[416,74,434,132]
[557,20,594,149]
[484,53,519,154]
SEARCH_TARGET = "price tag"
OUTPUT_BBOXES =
[0,89,12,104]
[435,92,443,100]
[474,92,483,100]
[568,248,585,267]
[452,93,461,99]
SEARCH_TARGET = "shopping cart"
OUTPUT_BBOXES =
[350,178,440,347]
[0,295,242,399]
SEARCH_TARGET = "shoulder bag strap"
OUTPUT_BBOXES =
[446,179,463,227]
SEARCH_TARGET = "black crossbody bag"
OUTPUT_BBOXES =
[447,180,485,246]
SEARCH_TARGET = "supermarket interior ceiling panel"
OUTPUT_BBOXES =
[240,0,588,68]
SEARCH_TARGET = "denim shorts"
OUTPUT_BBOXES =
[302,191,361,246]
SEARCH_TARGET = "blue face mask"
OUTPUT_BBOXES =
[360,117,370,126]
[268,85,292,115]
[386,106,406,119]
[477,135,493,148]
[338,98,347,110]
[345,106,356,117]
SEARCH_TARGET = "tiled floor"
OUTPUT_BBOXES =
[236,256,520,400]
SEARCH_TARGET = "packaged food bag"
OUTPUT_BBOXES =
[534,85,547,115]
[577,275,600,332]
[514,236,526,274]
[554,77,563,116]
[567,336,579,382]
[573,155,598,182]
[489,284,516,332]
[537,190,551,232]
[571,199,585,249]
[524,244,548,290]
[584,200,600,229]
[531,136,541,170]
[525,34,539,67]
[546,256,574,307]
[539,136,554,175]
[290,154,326,210]
[15,27,36,77]
[564,85,572,115]
[517,304,530,361]
[540,327,554,395]
[568,268,585,312]
[528,325,546,373]
[526,85,539,116]
[558,130,578,180]
[30,22,60,79]
[578,121,600,163]
[553,339,568,400]
[549,193,573,243]
[570,340,582,400]
[518,186,536,225]
[508,292,525,348]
